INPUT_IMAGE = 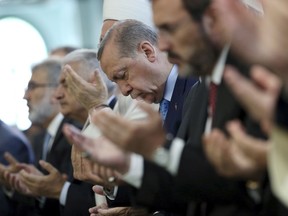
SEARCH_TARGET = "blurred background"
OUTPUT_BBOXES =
[0,0,103,130]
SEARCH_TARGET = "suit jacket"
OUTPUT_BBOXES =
[0,120,35,216]
[32,117,82,216]
[164,76,197,137]
[133,57,266,215]
[106,76,197,213]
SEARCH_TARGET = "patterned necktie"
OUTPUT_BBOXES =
[209,82,218,118]
[159,98,170,121]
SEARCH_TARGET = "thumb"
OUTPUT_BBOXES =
[4,152,19,165]
[92,69,105,86]
[39,160,57,174]
[92,185,104,195]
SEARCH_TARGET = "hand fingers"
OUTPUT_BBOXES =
[39,160,58,174]
[92,69,106,88]
[63,124,87,151]
[203,129,230,174]
[0,163,6,173]
[224,65,267,120]
[226,120,268,167]
[64,64,81,85]
[92,185,105,195]
[137,101,160,119]
[17,163,35,173]
[89,202,108,214]
[92,109,120,132]
[4,152,19,165]
[251,65,281,95]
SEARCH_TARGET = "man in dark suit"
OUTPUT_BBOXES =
[3,58,81,216]
[0,120,34,216]
[15,49,111,216]
[54,49,115,216]
[61,19,196,216]
[65,0,267,215]
[0,59,71,216]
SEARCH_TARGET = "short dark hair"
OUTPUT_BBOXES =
[97,19,158,60]
[182,0,211,20]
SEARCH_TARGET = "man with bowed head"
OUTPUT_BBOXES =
[65,0,269,215]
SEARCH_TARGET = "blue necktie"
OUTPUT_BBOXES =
[159,98,170,121]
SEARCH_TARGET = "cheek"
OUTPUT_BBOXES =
[131,79,152,92]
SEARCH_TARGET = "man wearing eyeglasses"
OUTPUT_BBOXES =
[4,58,82,216]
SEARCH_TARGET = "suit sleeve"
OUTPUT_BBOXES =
[0,136,30,164]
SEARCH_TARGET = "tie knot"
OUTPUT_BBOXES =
[159,98,170,121]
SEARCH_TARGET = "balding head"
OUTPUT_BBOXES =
[63,49,115,94]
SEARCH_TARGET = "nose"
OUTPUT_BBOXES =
[23,89,30,100]
[117,81,133,96]
[54,85,64,100]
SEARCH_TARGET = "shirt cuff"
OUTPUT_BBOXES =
[152,138,185,175]
[104,186,118,200]
[122,153,143,188]
[59,181,71,206]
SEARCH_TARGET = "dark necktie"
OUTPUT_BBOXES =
[159,98,170,121]
[209,82,218,119]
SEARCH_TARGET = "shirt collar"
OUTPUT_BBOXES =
[163,65,178,102]
[106,95,116,105]
[47,113,64,137]
[206,44,230,85]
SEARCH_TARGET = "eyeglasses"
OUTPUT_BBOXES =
[25,82,58,91]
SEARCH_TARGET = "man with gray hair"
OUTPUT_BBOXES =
[4,49,114,216]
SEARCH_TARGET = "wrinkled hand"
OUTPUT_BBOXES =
[63,64,108,112]
[224,65,281,133]
[71,144,104,184]
[89,185,148,216]
[19,160,67,199]
[217,0,288,79]
[0,152,22,189]
[259,0,288,78]
[63,124,130,174]
[92,102,166,159]
[203,120,269,179]
[89,204,148,216]
[5,163,41,195]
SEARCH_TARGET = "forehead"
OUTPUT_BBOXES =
[31,67,48,81]
[60,60,81,79]
[152,0,186,24]
[100,40,121,69]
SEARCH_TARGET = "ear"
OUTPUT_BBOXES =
[138,41,156,62]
